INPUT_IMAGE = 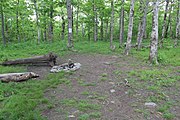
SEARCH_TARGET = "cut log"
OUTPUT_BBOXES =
[0,72,39,83]
[1,53,57,66]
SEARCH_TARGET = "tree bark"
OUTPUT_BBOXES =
[0,1,6,46]
[110,0,114,49]
[76,4,79,36]
[106,18,109,40]
[33,0,41,44]
[175,0,180,47]
[66,0,73,48]
[16,0,20,42]
[125,0,135,55]
[49,1,53,42]
[93,0,98,42]
[119,0,124,47]
[160,0,169,48]
[82,23,85,37]
[149,0,159,64]
[137,0,149,50]
[0,72,39,83]
[100,16,104,40]
[61,16,65,40]
[165,0,173,38]
[1,53,57,66]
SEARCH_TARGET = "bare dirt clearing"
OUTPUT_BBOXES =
[37,53,179,120]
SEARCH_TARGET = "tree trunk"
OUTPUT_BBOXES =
[137,0,149,50]
[82,23,85,37]
[33,0,41,44]
[110,0,114,49]
[165,0,173,38]
[5,16,10,43]
[76,4,79,36]
[49,1,53,42]
[100,17,104,40]
[1,53,57,66]
[175,0,180,47]
[160,0,169,48]
[125,0,135,55]
[0,72,39,83]
[106,19,109,40]
[149,0,159,64]
[0,2,6,46]
[43,12,47,41]
[66,0,73,48]
[93,0,98,42]
[72,5,74,34]
[16,0,20,42]
[61,16,65,40]
[88,23,91,41]
[119,0,124,47]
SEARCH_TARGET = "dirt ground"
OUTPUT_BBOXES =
[32,53,180,120]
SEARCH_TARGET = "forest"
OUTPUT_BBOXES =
[0,0,180,120]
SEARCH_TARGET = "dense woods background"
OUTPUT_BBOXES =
[0,0,180,63]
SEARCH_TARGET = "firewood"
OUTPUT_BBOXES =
[0,72,39,83]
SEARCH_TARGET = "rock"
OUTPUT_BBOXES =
[145,102,157,107]
[111,101,115,104]
[109,82,115,85]
[103,62,111,65]
[125,91,128,94]
[112,55,118,59]
[110,89,115,93]
[68,115,75,118]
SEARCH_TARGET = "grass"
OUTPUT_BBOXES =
[60,99,101,112]
[0,72,68,120]
[81,91,107,101]
[78,112,101,120]
[127,67,179,119]
[0,38,179,119]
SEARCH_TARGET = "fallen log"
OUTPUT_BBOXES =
[1,53,57,66]
[0,72,39,83]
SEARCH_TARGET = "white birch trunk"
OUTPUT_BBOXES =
[137,0,149,50]
[175,0,180,47]
[33,0,40,44]
[125,0,135,55]
[160,0,169,48]
[149,0,159,64]
[66,0,73,48]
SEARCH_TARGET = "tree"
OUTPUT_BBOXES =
[125,0,135,55]
[137,0,149,50]
[149,0,159,64]
[119,0,124,47]
[48,0,54,42]
[0,0,6,46]
[66,0,73,48]
[33,0,41,44]
[160,0,169,48]
[16,0,20,42]
[110,0,114,49]
[93,0,98,42]
[175,0,180,47]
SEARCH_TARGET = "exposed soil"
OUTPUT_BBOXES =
[33,53,180,120]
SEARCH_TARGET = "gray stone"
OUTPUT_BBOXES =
[145,102,157,107]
